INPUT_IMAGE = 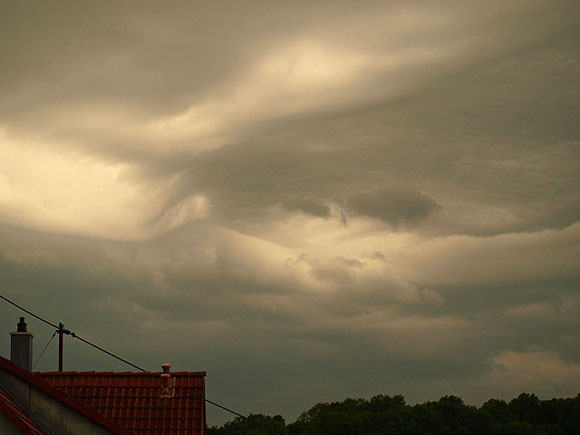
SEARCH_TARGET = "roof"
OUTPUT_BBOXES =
[36,370,206,435]
[0,355,131,435]
[0,386,45,434]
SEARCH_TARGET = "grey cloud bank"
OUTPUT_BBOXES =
[0,0,579,425]
[345,189,440,228]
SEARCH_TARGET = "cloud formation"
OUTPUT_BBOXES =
[282,197,332,219]
[0,0,579,425]
[345,189,440,228]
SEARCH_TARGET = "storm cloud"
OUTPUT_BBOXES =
[0,0,579,425]
[345,189,440,228]
[283,197,332,218]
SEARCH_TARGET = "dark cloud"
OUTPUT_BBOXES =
[345,189,440,228]
[282,197,331,218]
[0,0,579,426]
[1,220,579,424]
[149,28,579,237]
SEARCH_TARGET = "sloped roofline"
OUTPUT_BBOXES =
[35,370,206,376]
[0,355,132,435]
[0,386,45,434]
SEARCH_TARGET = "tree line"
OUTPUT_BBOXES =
[207,392,580,434]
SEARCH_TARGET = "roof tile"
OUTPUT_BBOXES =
[36,371,205,435]
[0,357,131,435]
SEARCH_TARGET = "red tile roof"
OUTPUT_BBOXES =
[35,370,206,435]
[0,386,45,434]
[0,356,130,435]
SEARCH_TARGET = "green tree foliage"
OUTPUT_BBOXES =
[208,393,580,435]
[207,414,287,435]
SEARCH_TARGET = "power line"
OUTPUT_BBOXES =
[71,332,146,372]
[0,293,58,329]
[205,398,246,419]
[33,331,56,370]
[1,292,147,372]
[1,292,146,371]
[1,291,253,421]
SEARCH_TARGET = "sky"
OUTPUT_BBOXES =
[0,0,579,425]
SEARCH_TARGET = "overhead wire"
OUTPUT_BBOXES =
[70,332,147,372]
[205,398,246,419]
[1,290,257,422]
[0,293,58,329]
[33,331,57,370]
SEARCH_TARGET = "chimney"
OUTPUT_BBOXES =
[160,363,175,398]
[10,317,34,371]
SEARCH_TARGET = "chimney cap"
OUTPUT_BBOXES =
[17,317,27,332]
[160,363,174,398]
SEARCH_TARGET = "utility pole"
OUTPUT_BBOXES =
[58,321,64,372]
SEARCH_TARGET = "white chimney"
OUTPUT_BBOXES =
[160,363,175,398]
[10,317,33,371]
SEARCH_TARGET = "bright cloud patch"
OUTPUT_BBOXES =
[0,129,175,240]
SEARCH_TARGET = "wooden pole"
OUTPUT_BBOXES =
[58,326,64,372]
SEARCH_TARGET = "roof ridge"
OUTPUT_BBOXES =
[0,355,132,435]
[35,371,207,376]
[34,367,206,434]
